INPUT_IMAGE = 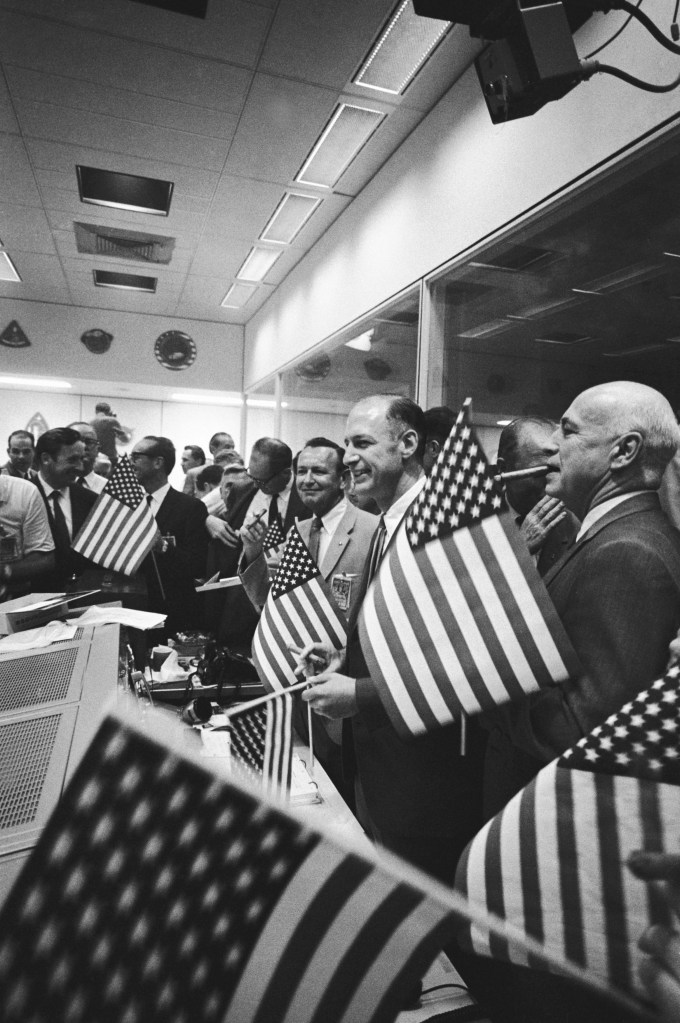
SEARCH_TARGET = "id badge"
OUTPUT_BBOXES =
[331,573,355,613]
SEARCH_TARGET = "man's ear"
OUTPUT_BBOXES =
[610,431,643,471]
[399,427,420,460]
[426,438,441,463]
[339,468,350,493]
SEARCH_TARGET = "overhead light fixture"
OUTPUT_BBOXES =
[221,282,258,309]
[353,0,449,95]
[0,251,21,283]
[534,331,594,345]
[344,328,374,351]
[572,262,665,296]
[246,398,289,409]
[458,318,513,339]
[295,103,385,189]
[603,342,674,358]
[507,295,586,321]
[170,393,243,406]
[236,247,283,283]
[0,375,71,389]
[496,419,512,426]
[77,166,173,216]
[93,269,157,292]
[260,193,322,245]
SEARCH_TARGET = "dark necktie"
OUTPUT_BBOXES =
[76,476,87,488]
[50,491,71,549]
[365,514,387,586]
[307,515,323,564]
[268,494,282,529]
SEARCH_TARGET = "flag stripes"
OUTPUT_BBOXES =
[457,764,680,997]
[71,455,158,575]
[73,493,157,573]
[253,575,347,693]
[228,694,293,801]
[0,715,456,1023]
[360,514,576,739]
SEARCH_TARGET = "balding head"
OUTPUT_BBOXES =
[546,381,680,518]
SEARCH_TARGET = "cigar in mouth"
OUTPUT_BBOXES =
[493,465,550,483]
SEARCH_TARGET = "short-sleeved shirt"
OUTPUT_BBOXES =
[0,475,54,561]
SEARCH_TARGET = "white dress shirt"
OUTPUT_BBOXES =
[38,473,74,538]
[576,490,647,542]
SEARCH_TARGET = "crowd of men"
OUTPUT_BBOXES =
[2,381,680,1020]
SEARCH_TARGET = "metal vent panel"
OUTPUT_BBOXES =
[0,705,79,855]
[74,223,175,265]
[0,642,91,716]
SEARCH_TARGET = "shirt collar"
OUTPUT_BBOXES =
[38,473,67,499]
[147,481,171,506]
[384,475,426,542]
[576,490,647,541]
[320,497,348,532]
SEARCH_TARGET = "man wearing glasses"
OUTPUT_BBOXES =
[205,437,309,650]
[68,422,107,493]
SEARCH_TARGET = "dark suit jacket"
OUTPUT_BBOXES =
[33,477,97,587]
[502,492,680,766]
[345,497,486,884]
[142,487,208,636]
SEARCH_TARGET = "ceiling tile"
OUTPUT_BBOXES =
[5,67,239,140]
[0,72,18,133]
[0,10,253,114]
[0,202,56,254]
[223,74,337,184]
[0,252,72,303]
[14,98,232,171]
[207,176,289,241]
[0,133,41,205]
[41,187,207,241]
[189,236,254,278]
[260,0,394,90]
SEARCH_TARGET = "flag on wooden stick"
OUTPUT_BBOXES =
[227,691,294,801]
[72,454,159,575]
[358,400,578,738]
[252,525,348,692]
[455,665,680,1002]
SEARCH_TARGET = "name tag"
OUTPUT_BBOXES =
[331,573,355,613]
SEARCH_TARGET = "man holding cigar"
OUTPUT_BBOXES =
[496,415,578,575]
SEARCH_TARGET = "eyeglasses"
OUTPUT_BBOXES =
[130,451,156,462]
[245,467,288,488]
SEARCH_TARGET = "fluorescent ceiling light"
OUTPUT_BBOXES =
[77,165,173,216]
[458,318,513,339]
[572,262,664,296]
[0,251,21,283]
[603,342,673,357]
[295,103,385,189]
[94,269,157,292]
[496,419,512,426]
[246,398,289,409]
[344,328,374,351]
[236,247,283,283]
[354,0,449,95]
[260,193,322,245]
[170,393,243,407]
[221,282,258,309]
[0,375,71,389]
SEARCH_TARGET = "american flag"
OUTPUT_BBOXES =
[357,402,578,738]
[455,666,680,1002]
[72,454,159,575]
[252,524,348,692]
[0,712,456,1023]
[262,519,286,558]
[227,692,293,801]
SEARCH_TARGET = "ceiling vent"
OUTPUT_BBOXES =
[74,223,175,265]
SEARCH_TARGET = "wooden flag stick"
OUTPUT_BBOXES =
[307,700,315,773]
[222,678,311,718]
[150,550,166,601]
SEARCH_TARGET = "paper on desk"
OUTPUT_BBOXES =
[0,620,77,652]
[68,606,167,630]
[158,649,190,681]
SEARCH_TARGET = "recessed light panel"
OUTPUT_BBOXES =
[295,104,385,188]
[221,282,258,309]
[354,0,450,95]
[0,252,21,283]
[260,194,322,245]
[77,166,173,216]
[236,247,283,283]
[93,270,157,292]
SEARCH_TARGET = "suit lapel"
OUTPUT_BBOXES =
[543,491,661,587]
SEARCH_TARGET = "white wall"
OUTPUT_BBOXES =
[244,10,680,389]
[0,299,243,392]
